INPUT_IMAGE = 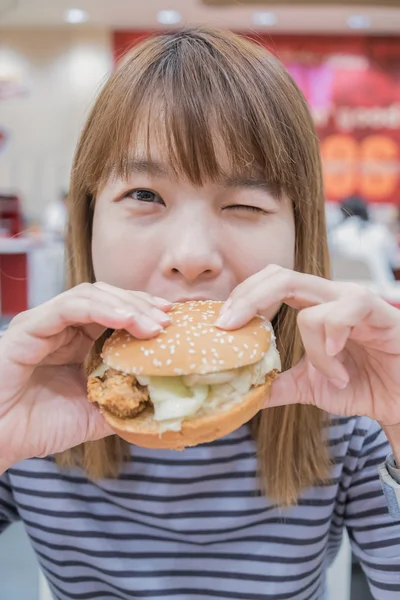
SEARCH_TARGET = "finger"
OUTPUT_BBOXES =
[84,402,115,442]
[323,291,400,355]
[216,266,340,330]
[297,304,350,388]
[93,283,172,312]
[6,299,167,367]
[9,286,169,344]
[263,357,312,409]
[91,283,171,327]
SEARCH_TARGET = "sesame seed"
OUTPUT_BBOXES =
[144,350,149,357]
[212,359,217,365]
[166,359,172,366]
[202,350,207,355]
[174,368,183,375]
[228,336,234,343]
[176,334,180,338]
[238,352,244,359]
[244,344,249,349]
[160,345,166,350]
[189,349,196,354]
[233,346,239,352]
[149,349,155,355]
[170,346,175,354]
[115,352,120,356]
[194,332,200,337]
[219,339,225,344]
[190,364,196,369]
[202,358,208,365]
[219,360,225,365]
[122,344,126,348]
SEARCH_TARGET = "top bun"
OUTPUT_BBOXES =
[102,300,273,377]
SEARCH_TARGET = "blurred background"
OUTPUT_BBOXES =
[1,1,400,599]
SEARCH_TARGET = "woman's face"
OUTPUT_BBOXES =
[92,140,295,319]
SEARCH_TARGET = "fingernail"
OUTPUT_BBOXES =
[219,298,233,316]
[326,338,338,357]
[115,308,135,318]
[329,377,349,390]
[150,308,172,324]
[154,297,172,308]
[215,310,236,329]
[138,315,163,332]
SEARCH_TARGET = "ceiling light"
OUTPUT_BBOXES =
[347,15,371,30]
[252,12,277,27]
[64,9,88,24]
[157,10,182,25]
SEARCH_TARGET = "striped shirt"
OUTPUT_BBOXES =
[0,416,400,600]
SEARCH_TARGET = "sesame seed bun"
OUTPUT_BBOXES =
[93,300,279,450]
[102,373,277,450]
[102,301,272,376]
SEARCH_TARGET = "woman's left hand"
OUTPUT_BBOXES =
[215,264,400,428]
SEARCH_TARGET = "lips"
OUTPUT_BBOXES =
[173,296,214,303]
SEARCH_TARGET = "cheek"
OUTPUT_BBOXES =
[91,208,152,288]
[228,216,295,279]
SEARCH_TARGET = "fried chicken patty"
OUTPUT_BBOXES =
[87,368,150,419]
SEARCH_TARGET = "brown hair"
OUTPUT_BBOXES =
[59,27,331,506]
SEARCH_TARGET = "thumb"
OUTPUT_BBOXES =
[85,403,115,442]
[264,358,312,409]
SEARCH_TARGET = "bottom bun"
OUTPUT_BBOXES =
[102,371,278,450]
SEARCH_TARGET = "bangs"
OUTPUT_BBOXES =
[89,29,316,200]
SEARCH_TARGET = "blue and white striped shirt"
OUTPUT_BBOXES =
[0,415,400,600]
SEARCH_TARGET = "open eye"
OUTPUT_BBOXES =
[124,189,165,205]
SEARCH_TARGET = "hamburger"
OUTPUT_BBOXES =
[87,300,280,450]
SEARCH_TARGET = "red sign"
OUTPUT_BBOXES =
[113,32,400,204]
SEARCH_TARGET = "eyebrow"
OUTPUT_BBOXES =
[116,159,280,199]
[119,159,170,178]
[221,176,280,199]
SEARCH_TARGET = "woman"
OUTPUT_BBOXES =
[0,28,399,600]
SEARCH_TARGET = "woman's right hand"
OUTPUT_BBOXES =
[0,283,172,471]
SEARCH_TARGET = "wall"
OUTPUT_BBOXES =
[0,27,113,224]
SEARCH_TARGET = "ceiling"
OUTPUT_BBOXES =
[0,0,399,34]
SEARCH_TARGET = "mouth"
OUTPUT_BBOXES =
[172,296,216,304]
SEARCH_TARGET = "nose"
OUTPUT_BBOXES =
[160,212,223,284]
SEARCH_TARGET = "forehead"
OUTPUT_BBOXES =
[108,120,272,188]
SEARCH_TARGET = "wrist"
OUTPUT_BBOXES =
[381,423,400,465]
